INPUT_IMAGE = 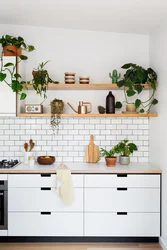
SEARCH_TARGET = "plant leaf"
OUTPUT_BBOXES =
[117,80,125,88]
[152,99,158,105]
[20,55,28,60]
[140,109,145,113]
[115,101,122,109]
[134,84,143,94]
[20,93,27,100]
[126,89,136,97]
[4,62,14,67]
[0,72,6,81]
[121,63,136,69]
[135,99,141,109]
[14,73,22,79]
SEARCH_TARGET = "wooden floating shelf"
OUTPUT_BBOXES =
[26,83,157,90]
[17,113,158,117]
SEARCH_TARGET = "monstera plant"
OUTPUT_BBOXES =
[115,63,158,113]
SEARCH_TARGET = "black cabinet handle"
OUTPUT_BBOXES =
[117,212,128,215]
[117,188,128,191]
[117,174,127,177]
[41,212,51,215]
[41,174,51,177]
[41,187,51,191]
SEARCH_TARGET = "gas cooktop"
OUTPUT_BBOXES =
[0,159,20,168]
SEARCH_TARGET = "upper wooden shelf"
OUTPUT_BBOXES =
[17,113,158,117]
[26,83,157,90]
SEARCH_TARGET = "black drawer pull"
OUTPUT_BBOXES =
[117,174,127,177]
[117,212,127,215]
[41,187,51,191]
[117,188,127,191]
[41,212,51,215]
[41,174,51,177]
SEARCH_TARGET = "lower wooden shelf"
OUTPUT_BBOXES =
[17,113,158,117]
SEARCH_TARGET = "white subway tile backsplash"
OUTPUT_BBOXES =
[0,117,149,163]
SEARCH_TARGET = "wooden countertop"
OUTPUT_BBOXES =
[0,162,162,174]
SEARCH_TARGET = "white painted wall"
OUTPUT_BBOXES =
[0,24,150,112]
[149,25,167,249]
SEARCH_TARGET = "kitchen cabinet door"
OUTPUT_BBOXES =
[84,188,160,212]
[0,57,16,116]
[84,213,160,236]
[8,212,83,236]
[9,187,83,212]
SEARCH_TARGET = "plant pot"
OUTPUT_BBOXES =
[119,155,130,165]
[51,101,64,114]
[4,45,22,56]
[126,104,136,113]
[105,157,117,167]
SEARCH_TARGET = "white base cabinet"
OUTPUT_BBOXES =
[8,212,83,236]
[7,173,161,237]
[84,213,160,236]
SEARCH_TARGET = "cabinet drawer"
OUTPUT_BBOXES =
[84,213,160,236]
[8,212,83,236]
[84,174,160,188]
[9,187,83,212]
[8,174,83,187]
[85,188,160,212]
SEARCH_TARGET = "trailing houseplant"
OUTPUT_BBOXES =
[115,63,158,113]
[31,61,59,99]
[100,146,120,167]
[50,98,64,135]
[114,139,138,165]
[0,34,35,58]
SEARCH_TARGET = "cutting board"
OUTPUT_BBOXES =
[85,135,100,163]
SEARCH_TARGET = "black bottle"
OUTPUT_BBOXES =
[106,91,115,114]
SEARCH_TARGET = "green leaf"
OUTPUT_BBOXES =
[151,82,156,90]
[152,99,158,105]
[14,73,22,79]
[121,63,136,69]
[117,80,125,88]
[3,62,14,67]
[126,89,136,97]
[0,72,6,81]
[20,93,27,100]
[134,84,143,94]
[20,55,28,60]
[12,80,23,91]
[124,81,133,88]
[27,45,35,52]
[140,109,145,113]
[135,99,141,109]
[115,101,122,109]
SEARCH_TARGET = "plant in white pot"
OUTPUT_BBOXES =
[115,139,138,165]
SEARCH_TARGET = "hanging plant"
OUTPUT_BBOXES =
[50,98,64,135]
[0,34,35,100]
[115,63,158,113]
[31,61,59,99]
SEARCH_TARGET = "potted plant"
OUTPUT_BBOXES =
[50,98,64,134]
[100,146,119,167]
[115,63,158,113]
[0,34,35,58]
[115,139,138,165]
[31,61,59,99]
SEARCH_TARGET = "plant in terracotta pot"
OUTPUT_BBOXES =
[100,146,119,167]
[115,63,158,113]
[31,61,59,99]
[50,98,64,135]
[115,139,138,165]
[0,34,35,57]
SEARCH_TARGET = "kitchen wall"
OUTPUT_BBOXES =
[149,24,167,249]
[0,24,150,162]
[0,117,149,163]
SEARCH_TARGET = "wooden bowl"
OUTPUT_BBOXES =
[37,156,55,165]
